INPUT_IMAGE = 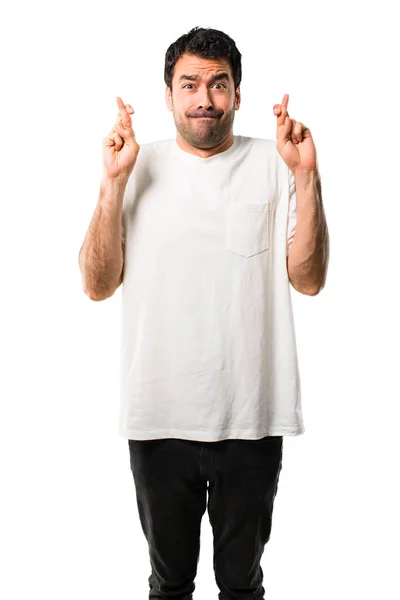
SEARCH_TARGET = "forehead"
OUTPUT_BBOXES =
[173,53,232,79]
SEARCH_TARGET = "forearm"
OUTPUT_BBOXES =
[79,175,128,300]
[288,169,329,295]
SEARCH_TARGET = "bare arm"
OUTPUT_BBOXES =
[79,175,128,301]
[287,169,329,296]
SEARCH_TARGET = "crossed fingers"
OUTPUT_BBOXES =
[273,93,305,144]
[115,96,134,129]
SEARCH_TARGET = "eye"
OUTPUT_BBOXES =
[182,83,227,89]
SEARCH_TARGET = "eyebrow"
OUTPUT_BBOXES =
[178,72,230,84]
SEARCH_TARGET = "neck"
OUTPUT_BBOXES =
[175,133,234,159]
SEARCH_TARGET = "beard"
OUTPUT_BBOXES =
[172,102,236,149]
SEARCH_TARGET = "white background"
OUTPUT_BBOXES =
[1,1,399,599]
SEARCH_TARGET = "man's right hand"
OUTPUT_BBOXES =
[102,96,140,180]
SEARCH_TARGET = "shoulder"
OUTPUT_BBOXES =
[136,138,175,158]
[132,138,174,171]
[237,135,285,169]
[237,135,280,164]
[237,135,291,186]
[239,135,275,152]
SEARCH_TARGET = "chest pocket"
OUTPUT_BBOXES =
[226,202,270,257]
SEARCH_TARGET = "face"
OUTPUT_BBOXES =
[166,53,241,150]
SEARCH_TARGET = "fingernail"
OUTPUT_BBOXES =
[273,107,279,114]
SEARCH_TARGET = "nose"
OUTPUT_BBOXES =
[197,86,213,111]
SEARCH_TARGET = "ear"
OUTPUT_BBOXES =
[235,86,241,110]
[165,84,172,112]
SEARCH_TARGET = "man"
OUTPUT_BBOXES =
[79,26,329,600]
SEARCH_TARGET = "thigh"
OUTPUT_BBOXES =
[128,439,208,589]
[128,438,206,501]
[208,435,283,507]
[206,436,283,587]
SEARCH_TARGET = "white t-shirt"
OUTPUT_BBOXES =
[119,135,304,441]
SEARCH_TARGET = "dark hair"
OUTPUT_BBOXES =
[164,26,242,92]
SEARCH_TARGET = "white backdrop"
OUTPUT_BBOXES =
[1,1,399,599]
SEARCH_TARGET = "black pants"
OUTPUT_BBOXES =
[128,435,283,600]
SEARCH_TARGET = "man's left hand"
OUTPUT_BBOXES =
[273,93,317,175]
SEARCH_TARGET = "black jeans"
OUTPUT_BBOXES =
[128,435,283,600]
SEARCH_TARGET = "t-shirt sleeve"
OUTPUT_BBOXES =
[120,147,147,248]
[121,170,135,249]
[286,169,297,257]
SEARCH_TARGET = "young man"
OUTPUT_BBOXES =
[79,25,329,600]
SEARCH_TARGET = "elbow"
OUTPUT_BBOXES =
[300,281,325,296]
[89,293,107,302]
[83,284,111,301]
[84,288,106,301]
[288,278,322,296]
[306,286,322,296]
[84,285,119,301]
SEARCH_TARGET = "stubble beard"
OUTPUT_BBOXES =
[174,104,235,149]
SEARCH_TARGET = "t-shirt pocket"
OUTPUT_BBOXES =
[225,202,269,257]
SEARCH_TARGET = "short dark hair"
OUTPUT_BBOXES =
[164,26,242,92]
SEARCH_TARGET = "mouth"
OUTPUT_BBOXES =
[192,114,219,118]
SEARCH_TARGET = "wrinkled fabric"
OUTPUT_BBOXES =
[119,136,304,441]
